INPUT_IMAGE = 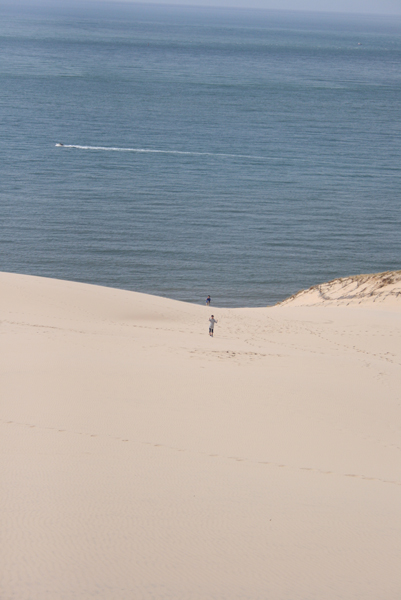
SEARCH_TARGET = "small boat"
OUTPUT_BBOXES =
[55,143,64,147]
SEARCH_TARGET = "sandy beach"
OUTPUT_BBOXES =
[1,270,400,599]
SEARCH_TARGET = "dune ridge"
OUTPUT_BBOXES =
[277,269,401,307]
[1,271,400,600]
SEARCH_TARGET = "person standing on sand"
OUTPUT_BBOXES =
[209,315,217,337]
[206,295,211,306]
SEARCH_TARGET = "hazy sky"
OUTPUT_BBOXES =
[6,0,401,16]
[94,0,401,16]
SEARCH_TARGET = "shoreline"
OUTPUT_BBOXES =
[1,268,400,309]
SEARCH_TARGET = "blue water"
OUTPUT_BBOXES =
[1,3,400,306]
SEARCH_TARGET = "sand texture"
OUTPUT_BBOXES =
[1,271,400,600]
[277,270,401,308]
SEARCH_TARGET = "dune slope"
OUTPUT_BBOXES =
[277,270,401,307]
[1,272,400,600]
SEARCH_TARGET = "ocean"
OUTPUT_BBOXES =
[1,2,400,306]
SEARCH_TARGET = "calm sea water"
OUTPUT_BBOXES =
[1,3,400,306]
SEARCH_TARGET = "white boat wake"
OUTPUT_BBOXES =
[55,144,271,161]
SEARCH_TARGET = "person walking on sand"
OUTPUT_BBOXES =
[209,315,217,337]
[206,295,211,306]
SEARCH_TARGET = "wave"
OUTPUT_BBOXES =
[56,144,271,161]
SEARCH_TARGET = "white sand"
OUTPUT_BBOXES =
[1,271,400,600]
[278,270,401,308]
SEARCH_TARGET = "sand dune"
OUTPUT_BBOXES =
[277,270,401,307]
[1,271,400,600]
